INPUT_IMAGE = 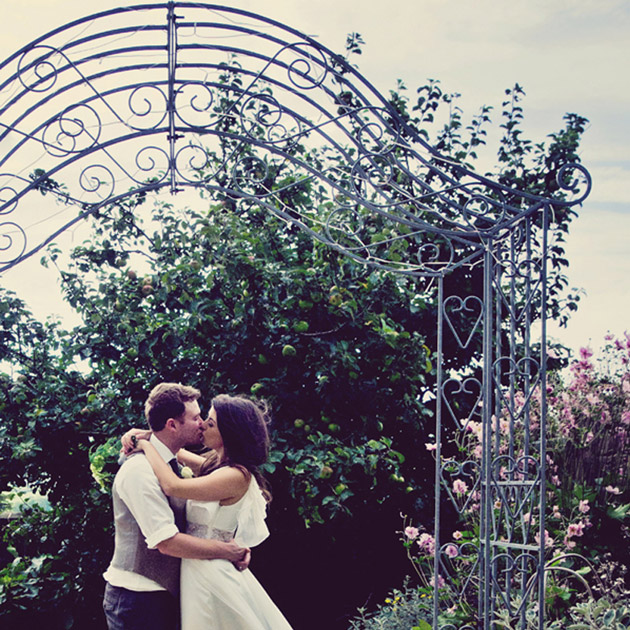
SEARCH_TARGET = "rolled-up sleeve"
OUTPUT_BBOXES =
[117,456,180,549]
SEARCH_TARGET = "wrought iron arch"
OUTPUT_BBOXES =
[0,4,591,629]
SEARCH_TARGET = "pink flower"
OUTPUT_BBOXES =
[579,346,593,360]
[435,574,446,589]
[606,485,621,495]
[452,479,468,496]
[417,533,435,556]
[425,442,437,452]
[586,393,600,405]
[567,521,585,538]
[452,531,463,540]
[578,500,590,514]
[622,411,630,425]
[404,526,419,540]
[444,544,458,558]
[535,529,554,548]
[563,536,576,549]
[466,421,483,441]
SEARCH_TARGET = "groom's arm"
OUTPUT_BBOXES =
[157,533,249,565]
[118,457,251,569]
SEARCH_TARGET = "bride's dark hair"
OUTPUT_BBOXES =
[199,394,272,501]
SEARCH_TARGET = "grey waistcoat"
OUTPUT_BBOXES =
[108,456,186,597]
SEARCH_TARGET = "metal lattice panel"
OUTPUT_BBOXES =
[0,4,591,629]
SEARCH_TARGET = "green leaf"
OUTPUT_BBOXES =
[607,503,630,520]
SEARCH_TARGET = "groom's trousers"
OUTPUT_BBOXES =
[103,583,179,630]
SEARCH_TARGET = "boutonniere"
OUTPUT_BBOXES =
[181,466,194,479]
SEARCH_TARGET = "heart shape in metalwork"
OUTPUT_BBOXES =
[441,376,483,432]
[440,459,481,516]
[493,258,543,325]
[490,550,540,618]
[443,295,484,350]
[490,454,541,540]
[492,356,541,428]
[438,540,480,604]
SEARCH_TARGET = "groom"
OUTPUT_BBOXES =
[103,382,249,630]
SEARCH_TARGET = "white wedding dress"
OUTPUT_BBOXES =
[181,477,293,630]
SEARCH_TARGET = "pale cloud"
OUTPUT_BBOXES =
[585,165,630,204]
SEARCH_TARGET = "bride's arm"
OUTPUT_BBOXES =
[137,439,248,503]
[175,448,206,476]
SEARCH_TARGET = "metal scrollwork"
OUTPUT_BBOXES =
[126,85,169,130]
[174,81,215,128]
[442,377,483,430]
[16,45,61,92]
[240,92,303,149]
[174,144,211,182]
[42,104,102,156]
[230,154,269,195]
[555,162,592,205]
[278,42,330,90]
[443,295,484,349]
[0,183,19,216]
[0,222,26,264]
[133,146,171,183]
[78,164,115,200]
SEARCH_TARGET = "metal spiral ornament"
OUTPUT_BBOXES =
[0,222,26,264]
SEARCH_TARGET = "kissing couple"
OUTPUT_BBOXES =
[102,382,293,630]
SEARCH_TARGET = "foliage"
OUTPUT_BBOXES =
[552,597,630,630]
[0,34,589,629]
[0,553,68,614]
[493,595,630,630]
[89,437,122,493]
[348,578,433,630]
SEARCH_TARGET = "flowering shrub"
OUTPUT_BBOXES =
[347,577,433,630]
[390,334,630,627]
[544,337,630,570]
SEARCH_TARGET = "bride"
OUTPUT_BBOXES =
[126,394,293,630]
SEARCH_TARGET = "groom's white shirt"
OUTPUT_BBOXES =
[103,434,180,591]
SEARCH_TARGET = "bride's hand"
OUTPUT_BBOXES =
[121,428,152,454]
[233,548,251,572]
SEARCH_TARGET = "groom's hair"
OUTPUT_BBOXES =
[145,382,201,431]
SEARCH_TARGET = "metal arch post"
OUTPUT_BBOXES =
[482,239,494,630]
[167,1,181,194]
[537,205,550,630]
[433,273,444,630]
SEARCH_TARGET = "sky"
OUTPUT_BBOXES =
[0,0,628,358]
